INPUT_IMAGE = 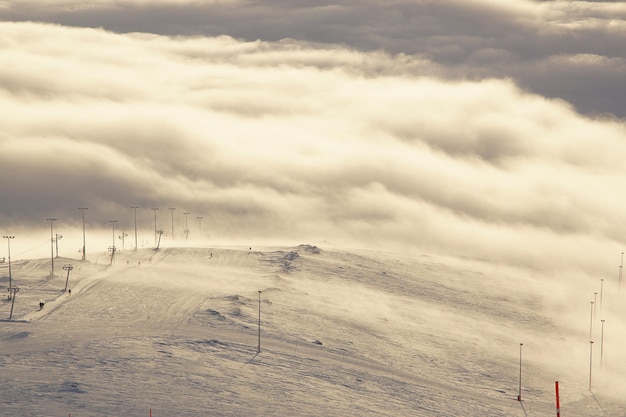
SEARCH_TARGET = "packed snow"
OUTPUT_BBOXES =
[1,239,625,416]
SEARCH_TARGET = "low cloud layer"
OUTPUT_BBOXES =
[1,20,626,273]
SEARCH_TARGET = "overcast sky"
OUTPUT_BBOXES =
[1,0,626,271]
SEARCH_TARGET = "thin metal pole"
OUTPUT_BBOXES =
[589,301,594,341]
[131,206,139,251]
[617,252,624,290]
[55,233,62,258]
[518,343,523,401]
[589,341,594,391]
[183,211,190,241]
[47,218,56,277]
[79,208,87,260]
[3,236,14,298]
[7,237,11,295]
[600,319,605,368]
[120,232,127,250]
[8,287,18,320]
[152,208,158,245]
[257,290,262,353]
[109,220,117,250]
[109,220,118,265]
[600,278,604,312]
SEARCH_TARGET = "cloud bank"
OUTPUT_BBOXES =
[1,21,626,273]
[2,0,626,117]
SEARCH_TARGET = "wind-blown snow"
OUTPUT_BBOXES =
[1,243,624,416]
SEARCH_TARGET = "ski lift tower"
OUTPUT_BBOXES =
[8,286,19,319]
[183,211,190,241]
[47,218,57,277]
[55,233,62,258]
[63,264,73,292]
[3,235,14,299]
[155,229,164,250]
[131,206,139,252]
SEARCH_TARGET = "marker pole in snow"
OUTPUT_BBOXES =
[555,381,560,417]
[589,301,594,341]
[257,290,262,353]
[593,292,598,319]
[3,235,14,299]
[600,319,605,368]
[131,206,139,252]
[619,252,624,291]
[589,341,594,391]
[600,278,604,312]
[79,207,87,260]
[517,343,523,401]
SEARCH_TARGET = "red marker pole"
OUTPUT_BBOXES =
[555,381,560,417]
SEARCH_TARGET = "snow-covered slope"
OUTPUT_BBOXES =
[0,245,624,416]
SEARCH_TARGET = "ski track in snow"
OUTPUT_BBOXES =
[0,244,624,416]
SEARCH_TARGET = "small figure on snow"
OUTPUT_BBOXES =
[68,289,71,295]
[39,301,45,309]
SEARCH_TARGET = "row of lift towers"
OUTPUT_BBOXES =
[2,233,73,320]
[2,208,199,320]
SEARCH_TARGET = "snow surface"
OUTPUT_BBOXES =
[1,243,625,416]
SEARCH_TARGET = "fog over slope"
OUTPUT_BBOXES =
[1,243,625,415]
